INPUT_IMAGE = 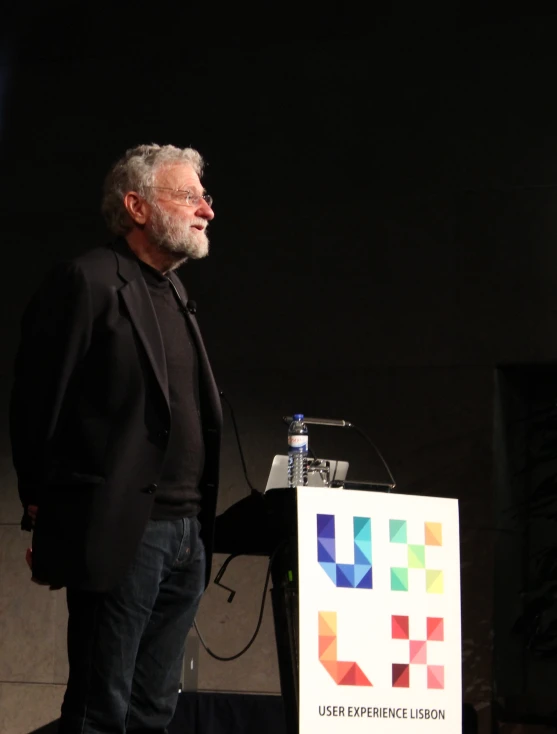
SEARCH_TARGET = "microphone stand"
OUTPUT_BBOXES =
[282,415,397,491]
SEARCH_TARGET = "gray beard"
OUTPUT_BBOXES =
[146,205,210,264]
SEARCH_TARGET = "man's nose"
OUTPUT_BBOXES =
[197,198,215,220]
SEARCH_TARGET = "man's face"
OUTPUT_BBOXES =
[145,163,214,261]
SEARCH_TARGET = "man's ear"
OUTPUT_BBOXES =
[123,191,149,226]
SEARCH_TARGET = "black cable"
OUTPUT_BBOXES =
[194,541,286,662]
[347,422,397,490]
[219,390,261,495]
[282,414,396,490]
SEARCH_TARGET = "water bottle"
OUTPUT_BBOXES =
[288,414,308,488]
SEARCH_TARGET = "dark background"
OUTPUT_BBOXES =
[3,4,557,731]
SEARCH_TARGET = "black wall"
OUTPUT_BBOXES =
[3,7,557,729]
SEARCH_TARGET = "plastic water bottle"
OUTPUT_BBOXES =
[288,414,308,488]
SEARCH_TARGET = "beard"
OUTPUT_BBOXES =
[145,205,210,263]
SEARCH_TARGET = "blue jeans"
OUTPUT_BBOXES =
[58,517,205,734]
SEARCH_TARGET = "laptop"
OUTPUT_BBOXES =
[265,455,349,492]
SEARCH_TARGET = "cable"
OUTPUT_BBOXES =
[347,422,397,490]
[194,541,286,662]
[281,415,396,490]
[219,390,261,496]
[198,403,395,661]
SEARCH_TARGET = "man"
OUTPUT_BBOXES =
[10,144,222,733]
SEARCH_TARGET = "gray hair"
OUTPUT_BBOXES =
[101,143,205,235]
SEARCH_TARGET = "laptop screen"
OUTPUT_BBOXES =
[265,455,349,491]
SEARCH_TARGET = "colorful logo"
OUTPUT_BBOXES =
[318,611,373,686]
[315,516,447,690]
[390,520,444,593]
[317,514,372,589]
[392,614,445,689]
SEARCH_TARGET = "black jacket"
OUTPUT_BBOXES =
[10,239,222,591]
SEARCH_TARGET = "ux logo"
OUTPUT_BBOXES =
[316,514,372,589]
[315,514,446,689]
[318,612,372,686]
[392,615,445,689]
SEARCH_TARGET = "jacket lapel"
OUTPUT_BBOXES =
[168,272,223,431]
[112,241,170,410]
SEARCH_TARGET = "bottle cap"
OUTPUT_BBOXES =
[293,413,304,420]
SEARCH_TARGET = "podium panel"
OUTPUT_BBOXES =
[297,487,461,733]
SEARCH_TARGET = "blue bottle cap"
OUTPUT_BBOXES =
[293,413,304,420]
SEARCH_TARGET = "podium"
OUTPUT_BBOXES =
[214,486,462,734]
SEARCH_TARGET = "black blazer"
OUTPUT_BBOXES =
[10,239,222,592]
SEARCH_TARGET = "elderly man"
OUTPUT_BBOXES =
[10,144,222,733]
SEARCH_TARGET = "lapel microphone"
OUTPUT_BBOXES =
[166,277,197,316]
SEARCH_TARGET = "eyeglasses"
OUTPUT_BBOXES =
[144,187,213,208]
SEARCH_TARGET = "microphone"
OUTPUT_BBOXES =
[281,415,397,490]
[165,278,197,315]
[282,415,352,428]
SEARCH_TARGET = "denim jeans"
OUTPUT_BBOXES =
[58,517,205,734]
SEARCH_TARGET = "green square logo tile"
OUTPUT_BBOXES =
[426,569,444,594]
[391,567,409,591]
[389,519,407,544]
[408,544,425,569]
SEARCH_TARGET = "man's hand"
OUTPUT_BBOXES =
[25,511,62,590]
[21,504,38,531]
[25,547,52,586]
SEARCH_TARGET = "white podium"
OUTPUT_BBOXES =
[297,487,462,733]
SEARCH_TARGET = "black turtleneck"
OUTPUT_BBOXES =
[139,260,204,519]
